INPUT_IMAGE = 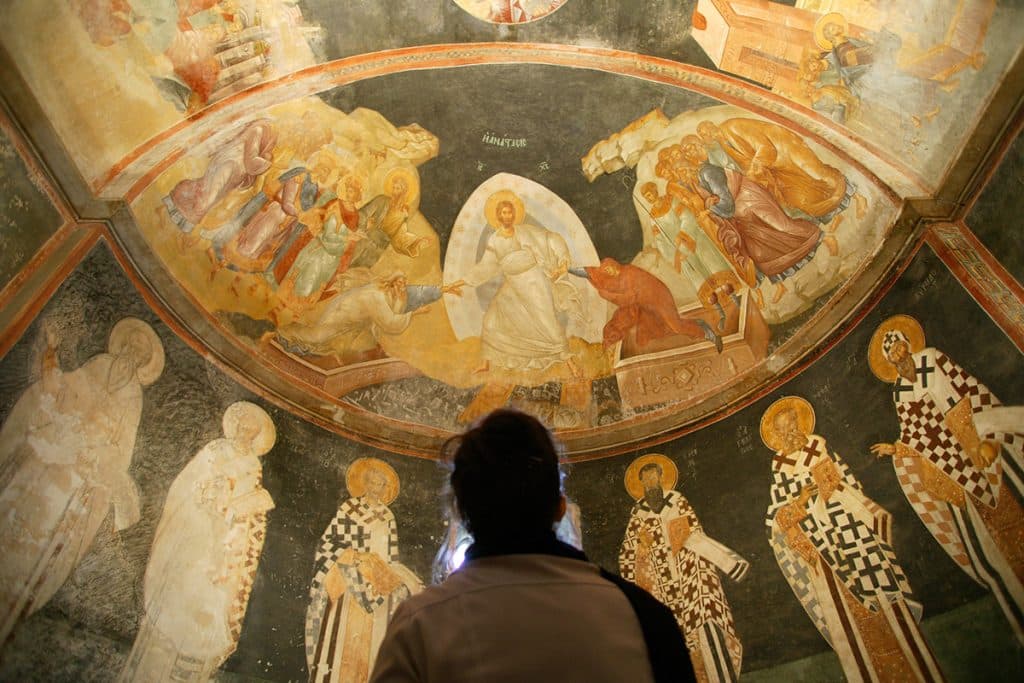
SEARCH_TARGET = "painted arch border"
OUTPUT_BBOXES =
[104,42,911,203]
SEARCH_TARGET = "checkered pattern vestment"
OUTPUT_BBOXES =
[890,348,1024,583]
[801,501,913,607]
[620,491,742,672]
[768,437,915,635]
[227,512,267,641]
[893,351,1017,506]
[891,455,977,578]
[304,497,398,666]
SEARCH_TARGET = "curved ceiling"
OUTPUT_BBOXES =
[2,0,1020,456]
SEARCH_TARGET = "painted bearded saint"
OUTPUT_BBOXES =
[305,458,422,683]
[619,455,748,683]
[763,396,944,683]
[869,316,1024,645]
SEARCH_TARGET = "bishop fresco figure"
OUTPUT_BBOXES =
[0,317,164,647]
[120,401,277,682]
[762,396,944,683]
[619,454,748,683]
[869,315,1024,644]
[305,458,422,683]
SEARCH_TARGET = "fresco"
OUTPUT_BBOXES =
[867,314,1024,644]
[121,401,276,681]
[690,0,1022,182]
[582,104,891,412]
[0,244,445,681]
[0,234,1022,680]
[453,0,570,24]
[0,317,164,646]
[568,247,1024,679]
[132,89,895,440]
[2,2,1020,192]
[0,0,1020,677]
[761,395,944,682]
[305,457,422,683]
[619,453,749,682]
[0,0,325,184]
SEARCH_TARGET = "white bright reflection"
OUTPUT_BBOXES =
[449,539,470,572]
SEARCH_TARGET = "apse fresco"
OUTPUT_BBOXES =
[0,0,1022,680]
[130,91,894,438]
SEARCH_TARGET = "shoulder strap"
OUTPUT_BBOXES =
[599,568,697,683]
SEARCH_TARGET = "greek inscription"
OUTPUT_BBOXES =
[481,132,527,149]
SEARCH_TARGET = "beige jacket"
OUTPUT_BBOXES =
[369,553,656,683]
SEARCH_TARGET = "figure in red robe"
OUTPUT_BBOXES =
[577,258,721,352]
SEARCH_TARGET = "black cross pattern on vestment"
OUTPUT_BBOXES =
[916,356,934,387]
[893,378,915,403]
[366,507,390,524]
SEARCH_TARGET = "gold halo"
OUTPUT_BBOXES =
[484,189,526,229]
[384,167,419,202]
[108,318,164,386]
[868,315,926,383]
[222,401,277,456]
[814,12,849,50]
[345,457,400,505]
[624,454,678,500]
[760,396,816,452]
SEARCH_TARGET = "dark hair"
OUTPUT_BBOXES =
[443,409,562,542]
[639,462,662,478]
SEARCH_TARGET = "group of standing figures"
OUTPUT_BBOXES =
[0,312,1021,683]
[618,314,1023,683]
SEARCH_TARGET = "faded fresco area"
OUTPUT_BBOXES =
[1,0,324,183]
[0,244,443,682]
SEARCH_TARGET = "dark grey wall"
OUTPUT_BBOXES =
[301,1,717,68]
[0,125,62,291]
[968,129,1024,285]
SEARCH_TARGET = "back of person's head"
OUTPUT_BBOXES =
[444,409,562,543]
